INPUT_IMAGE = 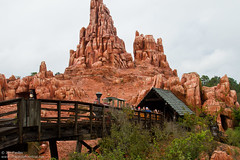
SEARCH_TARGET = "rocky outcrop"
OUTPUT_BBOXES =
[202,75,239,131]
[66,0,133,74]
[0,74,7,101]
[181,72,202,111]
[0,0,239,133]
[134,31,168,68]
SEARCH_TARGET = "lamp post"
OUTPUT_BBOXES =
[96,92,102,104]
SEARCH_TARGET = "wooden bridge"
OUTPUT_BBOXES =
[0,98,163,159]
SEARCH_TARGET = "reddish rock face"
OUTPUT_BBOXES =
[66,0,133,73]
[181,72,201,111]
[202,75,238,131]
[134,31,169,69]
[210,151,233,160]
[0,0,239,134]
[0,74,7,101]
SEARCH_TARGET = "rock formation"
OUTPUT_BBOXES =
[66,0,133,74]
[0,74,7,101]
[202,75,239,131]
[0,0,239,132]
[134,31,167,67]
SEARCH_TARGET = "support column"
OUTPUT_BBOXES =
[76,139,83,153]
[49,140,58,159]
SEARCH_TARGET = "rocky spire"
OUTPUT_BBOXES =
[67,0,133,69]
[133,31,169,68]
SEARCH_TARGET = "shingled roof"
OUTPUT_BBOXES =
[152,88,194,116]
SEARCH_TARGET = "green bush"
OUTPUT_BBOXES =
[69,110,218,160]
[226,128,240,147]
[99,109,152,160]
[232,108,240,127]
[69,152,97,160]
[165,130,214,160]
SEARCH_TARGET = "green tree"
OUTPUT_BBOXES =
[55,72,61,76]
[30,72,37,76]
[201,75,210,86]
[206,76,220,87]
[229,77,240,93]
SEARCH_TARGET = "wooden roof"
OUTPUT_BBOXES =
[138,88,194,116]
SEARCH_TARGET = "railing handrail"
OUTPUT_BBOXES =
[0,98,23,106]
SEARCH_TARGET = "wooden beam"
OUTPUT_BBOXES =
[49,140,58,159]
[145,98,161,102]
[74,103,78,135]
[90,104,93,135]
[93,144,100,152]
[80,140,92,153]
[57,102,61,138]
[76,138,82,153]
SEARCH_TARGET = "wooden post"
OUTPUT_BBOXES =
[74,103,78,135]
[90,104,93,136]
[76,137,83,153]
[112,100,114,107]
[144,112,147,129]
[102,105,106,137]
[80,141,92,153]
[117,100,119,108]
[17,99,25,144]
[57,101,61,138]
[149,113,152,129]
[138,111,140,123]
[49,140,58,159]
[37,100,41,141]
[155,114,157,124]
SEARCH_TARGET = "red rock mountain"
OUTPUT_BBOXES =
[67,0,133,73]
[0,0,239,131]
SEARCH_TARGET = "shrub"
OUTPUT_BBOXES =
[99,108,152,160]
[165,130,214,160]
[69,152,97,160]
[226,128,240,147]
[232,108,240,127]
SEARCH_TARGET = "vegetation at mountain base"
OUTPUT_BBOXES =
[201,75,240,102]
[55,72,61,76]
[69,109,219,160]
[30,72,38,76]
[226,107,240,148]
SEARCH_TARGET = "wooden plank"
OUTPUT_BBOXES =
[41,117,73,120]
[149,113,152,128]
[74,103,78,135]
[17,99,25,143]
[57,102,61,138]
[0,110,17,118]
[138,112,140,123]
[37,100,41,141]
[39,99,104,108]
[0,98,22,106]
[76,138,83,153]
[90,104,93,135]
[49,140,58,159]
[80,140,92,153]
[144,112,147,129]
[102,105,105,136]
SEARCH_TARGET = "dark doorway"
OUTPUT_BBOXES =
[220,115,228,131]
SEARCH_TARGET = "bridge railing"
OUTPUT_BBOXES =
[0,98,164,143]
[0,98,26,143]
[132,111,163,129]
[38,99,114,138]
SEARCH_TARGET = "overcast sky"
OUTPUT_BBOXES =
[0,0,240,82]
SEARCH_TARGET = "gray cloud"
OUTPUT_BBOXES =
[0,0,240,82]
